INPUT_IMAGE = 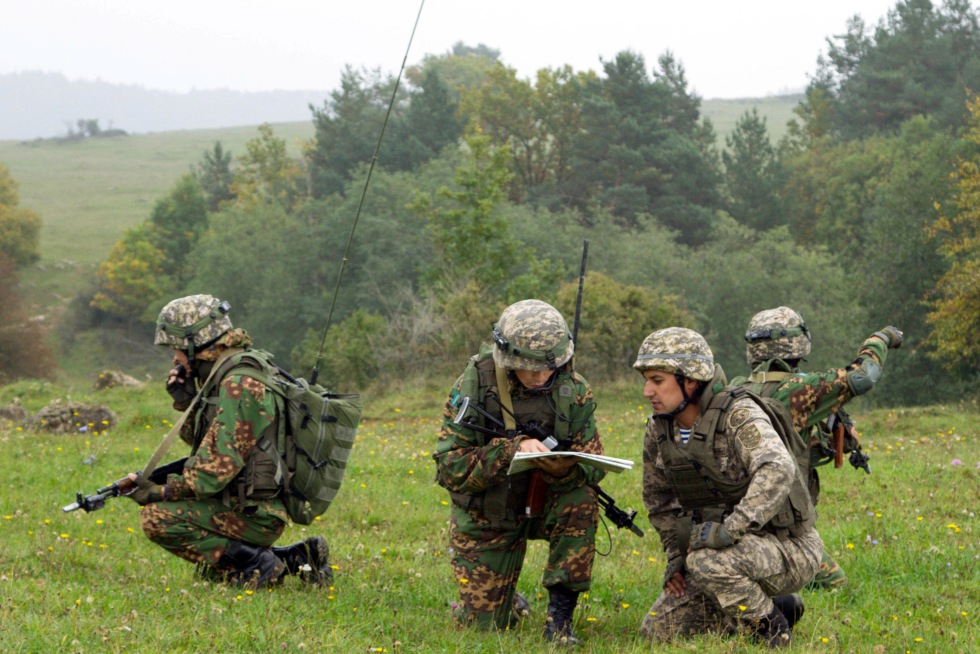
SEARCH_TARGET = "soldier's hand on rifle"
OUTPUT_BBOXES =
[874,325,904,349]
[125,473,166,506]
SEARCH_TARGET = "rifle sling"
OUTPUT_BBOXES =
[137,348,243,484]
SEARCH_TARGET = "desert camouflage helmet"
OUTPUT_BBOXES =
[154,294,232,356]
[744,306,811,366]
[632,327,715,382]
[492,299,574,372]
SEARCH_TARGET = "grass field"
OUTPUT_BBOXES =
[0,378,976,653]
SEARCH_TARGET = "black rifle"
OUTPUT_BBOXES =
[826,408,871,474]
[453,397,644,538]
[62,457,187,513]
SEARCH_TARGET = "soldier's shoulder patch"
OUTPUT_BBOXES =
[729,407,751,430]
[738,423,763,450]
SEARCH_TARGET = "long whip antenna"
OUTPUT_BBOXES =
[572,239,589,346]
[310,0,426,385]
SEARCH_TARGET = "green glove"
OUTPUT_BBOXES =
[874,326,903,349]
[689,521,735,550]
[127,476,166,506]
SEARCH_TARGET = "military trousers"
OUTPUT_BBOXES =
[640,528,822,641]
[449,482,598,630]
[139,498,288,566]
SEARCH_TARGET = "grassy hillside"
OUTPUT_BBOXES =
[0,95,799,352]
[1,122,314,317]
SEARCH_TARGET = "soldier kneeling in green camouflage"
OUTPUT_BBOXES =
[636,328,821,649]
[434,299,605,645]
[732,306,902,589]
[125,294,330,589]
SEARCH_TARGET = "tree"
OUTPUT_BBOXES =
[148,174,209,286]
[385,66,463,172]
[802,0,980,139]
[554,271,692,380]
[567,50,723,242]
[460,63,592,205]
[194,141,235,211]
[722,109,786,230]
[410,130,563,354]
[0,163,42,268]
[926,94,980,371]
[308,66,399,197]
[229,124,305,210]
[90,225,170,321]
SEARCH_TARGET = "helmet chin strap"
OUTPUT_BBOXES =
[657,374,704,419]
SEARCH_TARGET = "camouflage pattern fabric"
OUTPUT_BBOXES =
[154,294,233,350]
[641,388,822,638]
[744,306,811,366]
[140,361,289,566]
[435,367,604,630]
[740,331,890,590]
[492,299,573,372]
[633,327,715,382]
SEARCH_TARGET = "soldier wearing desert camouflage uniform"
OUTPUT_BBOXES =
[125,294,331,589]
[434,299,605,645]
[731,307,903,588]
[635,327,822,649]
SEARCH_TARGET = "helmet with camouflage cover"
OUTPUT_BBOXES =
[744,306,811,367]
[154,294,232,357]
[632,327,714,382]
[492,299,574,372]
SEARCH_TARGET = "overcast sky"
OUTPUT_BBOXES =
[2,0,899,99]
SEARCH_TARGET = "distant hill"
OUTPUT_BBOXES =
[1,71,332,140]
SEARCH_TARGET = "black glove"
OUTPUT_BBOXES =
[127,476,166,506]
[874,326,903,349]
[689,521,735,550]
[166,364,197,410]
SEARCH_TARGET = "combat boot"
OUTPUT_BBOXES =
[750,604,792,649]
[272,536,332,585]
[543,585,580,646]
[219,540,286,589]
[771,594,804,629]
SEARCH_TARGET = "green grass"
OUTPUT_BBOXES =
[1,380,977,652]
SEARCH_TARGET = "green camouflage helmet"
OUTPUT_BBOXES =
[154,294,232,356]
[744,306,811,366]
[491,299,574,372]
[633,327,714,381]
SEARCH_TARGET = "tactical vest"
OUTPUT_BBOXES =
[653,384,815,543]
[193,351,282,507]
[448,343,577,530]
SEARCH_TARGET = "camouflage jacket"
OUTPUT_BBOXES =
[643,378,812,563]
[167,371,279,503]
[434,361,605,502]
[733,332,889,454]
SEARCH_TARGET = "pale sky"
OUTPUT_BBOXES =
[2,0,900,99]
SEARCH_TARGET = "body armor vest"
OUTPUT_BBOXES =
[450,344,576,529]
[653,383,815,542]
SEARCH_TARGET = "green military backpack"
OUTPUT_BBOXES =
[211,349,361,525]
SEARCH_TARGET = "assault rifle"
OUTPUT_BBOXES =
[454,396,644,538]
[62,458,187,513]
[825,408,871,474]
